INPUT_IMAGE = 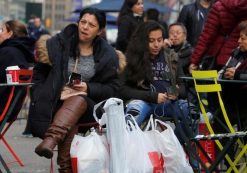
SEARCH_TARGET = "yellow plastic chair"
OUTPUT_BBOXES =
[192,70,247,173]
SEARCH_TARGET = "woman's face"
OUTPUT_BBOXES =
[238,31,247,52]
[0,24,12,44]
[148,29,163,58]
[131,0,144,15]
[78,13,102,43]
[168,25,186,46]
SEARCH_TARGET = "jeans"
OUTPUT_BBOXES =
[126,99,192,143]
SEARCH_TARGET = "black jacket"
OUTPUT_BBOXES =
[177,0,212,47]
[0,37,34,121]
[116,13,143,53]
[29,24,120,138]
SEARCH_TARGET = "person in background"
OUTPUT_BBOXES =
[177,0,213,47]
[119,21,192,145]
[189,0,247,72]
[164,22,193,76]
[219,20,247,130]
[144,8,168,38]
[0,20,34,121]
[116,0,144,53]
[164,22,197,106]
[31,8,120,172]
[22,34,52,137]
[28,16,49,41]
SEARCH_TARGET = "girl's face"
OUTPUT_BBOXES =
[238,31,247,52]
[78,13,102,43]
[131,0,144,16]
[0,24,12,44]
[148,29,163,58]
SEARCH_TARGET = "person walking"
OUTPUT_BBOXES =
[31,8,120,172]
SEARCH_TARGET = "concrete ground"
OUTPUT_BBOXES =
[0,119,58,173]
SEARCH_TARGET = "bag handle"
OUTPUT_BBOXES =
[93,100,107,126]
[144,114,155,131]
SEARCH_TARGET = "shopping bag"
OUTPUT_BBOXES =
[70,132,109,173]
[144,116,193,173]
[102,98,128,173]
[126,120,165,173]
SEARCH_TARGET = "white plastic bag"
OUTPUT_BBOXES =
[70,132,109,173]
[103,98,129,173]
[145,116,193,173]
[103,98,164,173]
[126,120,165,173]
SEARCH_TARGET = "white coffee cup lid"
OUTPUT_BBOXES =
[6,66,20,70]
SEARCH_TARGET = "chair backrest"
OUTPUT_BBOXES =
[192,70,222,93]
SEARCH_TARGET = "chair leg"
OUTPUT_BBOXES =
[2,136,24,166]
[0,154,11,173]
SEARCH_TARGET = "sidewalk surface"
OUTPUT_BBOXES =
[0,119,58,173]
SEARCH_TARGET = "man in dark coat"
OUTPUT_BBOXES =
[177,0,213,47]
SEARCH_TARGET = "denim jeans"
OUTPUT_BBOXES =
[126,99,192,143]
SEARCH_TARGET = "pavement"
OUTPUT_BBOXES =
[0,119,58,173]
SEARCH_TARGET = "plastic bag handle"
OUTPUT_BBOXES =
[93,100,106,126]
[144,114,155,131]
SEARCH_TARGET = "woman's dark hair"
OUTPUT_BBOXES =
[118,0,138,20]
[125,21,164,83]
[78,7,106,30]
[239,20,247,35]
[5,20,28,38]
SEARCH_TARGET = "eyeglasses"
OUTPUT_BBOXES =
[0,28,4,33]
[169,31,185,36]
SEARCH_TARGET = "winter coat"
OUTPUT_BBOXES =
[116,13,143,53]
[191,0,247,67]
[177,0,212,47]
[119,49,186,104]
[172,41,193,76]
[0,37,34,121]
[29,24,120,138]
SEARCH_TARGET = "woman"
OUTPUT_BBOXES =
[116,0,144,53]
[189,0,247,72]
[119,21,191,143]
[32,8,120,172]
[219,20,247,130]
[0,20,34,121]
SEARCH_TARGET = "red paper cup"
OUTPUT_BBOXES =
[6,70,20,84]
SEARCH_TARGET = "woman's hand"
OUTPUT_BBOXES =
[224,67,236,80]
[157,93,168,104]
[72,82,88,93]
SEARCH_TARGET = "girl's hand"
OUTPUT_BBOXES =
[72,82,88,93]
[167,94,177,100]
[157,93,168,104]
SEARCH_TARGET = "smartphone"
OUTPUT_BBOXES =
[67,72,81,86]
